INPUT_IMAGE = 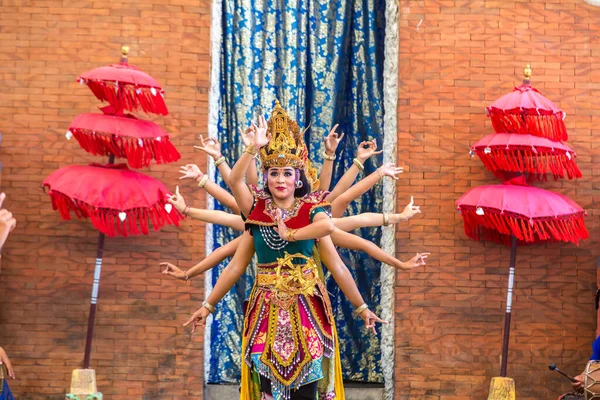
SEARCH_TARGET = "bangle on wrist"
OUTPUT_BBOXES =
[383,213,390,226]
[354,303,369,315]
[183,270,190,281]
[323,152,336,161]
[286,228,298,242]
[183,205,192,217]
[245,145,258,156]
[377,167,384,179]
[352,158,364,171]
[197,175,209,188]
[203,301,216,314]
[214,156,226,167]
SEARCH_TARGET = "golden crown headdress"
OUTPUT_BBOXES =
[260,101,319,191]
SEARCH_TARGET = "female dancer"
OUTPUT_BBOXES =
[177,102,427,399]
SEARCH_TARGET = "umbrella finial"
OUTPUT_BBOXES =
[523,64,532,84]
[120,46,130,63]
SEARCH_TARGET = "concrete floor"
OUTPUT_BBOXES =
[205,384,384,399]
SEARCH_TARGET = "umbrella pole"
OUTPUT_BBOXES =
[500,235,518,377]
[82,154,113,369]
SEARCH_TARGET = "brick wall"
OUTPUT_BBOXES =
[397,1,600,399]
[0,1,212,398]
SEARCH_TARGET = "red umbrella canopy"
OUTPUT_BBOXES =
[486,67,567,142]
[43,164,181,237]
[472,133,581,182]
[68,108,181,169]
[78,62,168,116]
[456,177,588,246]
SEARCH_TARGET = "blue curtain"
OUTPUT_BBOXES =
[209,0,386,383]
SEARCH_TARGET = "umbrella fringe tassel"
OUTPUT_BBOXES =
[476,148,582,182]
[460,208,589,246]
[47,190,182,237]
[84,80,168,116]
[71,130,181,169]
[488,110,567,142]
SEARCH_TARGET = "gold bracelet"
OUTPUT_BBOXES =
[323,152,336,161]
[354,303,369,315]
[245,145,257,156]
[286,228,298,242]
[353,158,364,171]
[183,205,191,217]
[197,175,209,188]
[183,270,190,281]
[203,301,216,314]
[377,167,384,179]
[214,156,226,167]
[383,213,390,226]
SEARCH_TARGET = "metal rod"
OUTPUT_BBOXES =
[500,235,518,377]
[82,152,114,369]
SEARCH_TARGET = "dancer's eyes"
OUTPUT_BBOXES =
[284,171,293,177]
[269,171,278,177]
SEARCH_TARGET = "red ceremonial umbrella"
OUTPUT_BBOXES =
[68,108,181,169]
[77,48,168,115]
[45,47,179,371]
[471,133,581,182]
[486,65,567,142]
[457,177,588,377]
[459,65,588,379]
[43,164,182,237]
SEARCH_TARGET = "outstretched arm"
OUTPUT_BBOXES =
[330,163,403,218]
[319,124,344,191]
[160,235,242,281]
[184,231,255,333]
[325,139,382,202]
[333,197,421,231]
[317,235,386,334]
[331,229,428,271]
[166,186,244,230]
[178,164,240,214]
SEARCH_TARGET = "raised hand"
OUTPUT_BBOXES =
[377,163,404,180]
[240,125,256,147]
[179,164,203,181]
[358,308,388,335]
[160,262,186,280]
[397,196,421,221]
[252,115,270,149]
[194,136,222,160]
[324,124,344,156]
[399,253,429,271]
[166,186,187,213]
[183,306,211,336]
[356,139,383,162]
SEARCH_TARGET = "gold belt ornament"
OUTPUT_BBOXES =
[258,252,318,298]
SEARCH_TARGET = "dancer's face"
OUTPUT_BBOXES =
[267,167,296,200]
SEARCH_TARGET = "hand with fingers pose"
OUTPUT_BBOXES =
[160,262,187,281]
[166,186,187,214]
[398,252,430,271]
[251,115,270,150]
[194,136,223,160]
[397,196,421,222]
[183,305,212,336]
[0,193,17,251]
[356,139,383,163]
[240,125,256,147]
[272,209,290,241]
[323,124,345,157]
[358,308,388,335]
[178,164,204,182]
[377,163,404,180]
